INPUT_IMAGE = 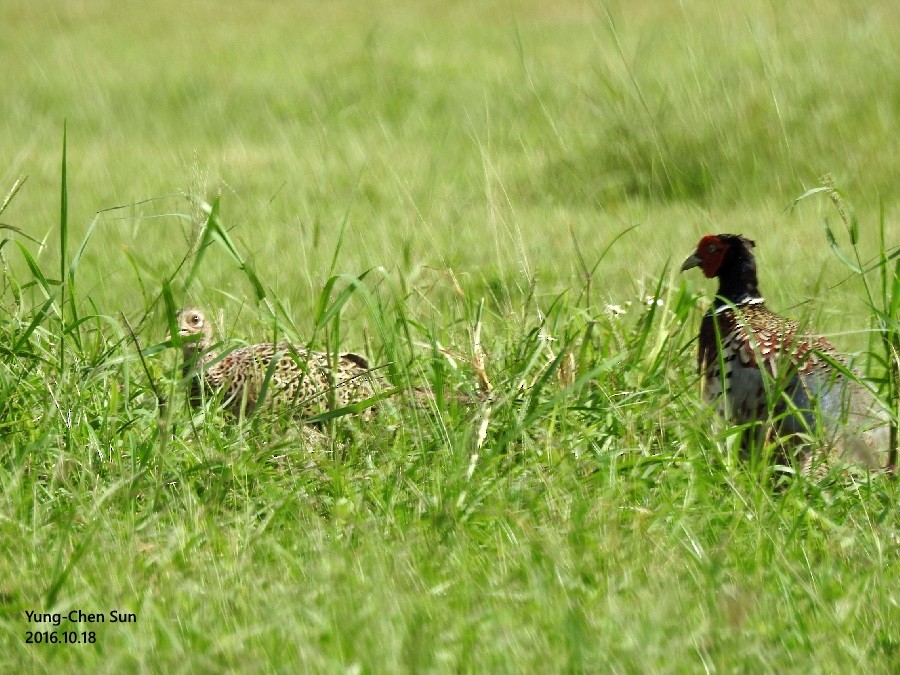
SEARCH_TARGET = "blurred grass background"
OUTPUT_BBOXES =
[1,1,897,671]
[2,0,896,334]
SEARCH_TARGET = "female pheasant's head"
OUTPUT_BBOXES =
[175,307,214,356]
[681,234,761,305]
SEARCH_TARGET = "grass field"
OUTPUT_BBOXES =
[1,0,898,671]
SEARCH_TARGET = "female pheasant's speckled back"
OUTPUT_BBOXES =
[175,308,381,419]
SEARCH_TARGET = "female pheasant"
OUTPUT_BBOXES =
[681,234,891,471]
[174,307,382,420]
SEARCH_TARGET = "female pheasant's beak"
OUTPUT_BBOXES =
[681,253,702,271]
[164,326,188,341]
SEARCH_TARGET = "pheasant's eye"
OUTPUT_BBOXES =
[707,244,717,253]
[191,315,201,325]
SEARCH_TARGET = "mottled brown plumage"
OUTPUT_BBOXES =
[682,234,891,471]
[175,308,381,420]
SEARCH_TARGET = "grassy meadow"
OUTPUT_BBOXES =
[1,0,898,671]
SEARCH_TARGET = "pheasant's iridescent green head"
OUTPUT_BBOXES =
[175,307,213,355]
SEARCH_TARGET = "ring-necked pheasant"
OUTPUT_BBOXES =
[681,234,891,471]
[174,307,383,420]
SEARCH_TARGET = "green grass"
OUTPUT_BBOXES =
[1,0,898,671]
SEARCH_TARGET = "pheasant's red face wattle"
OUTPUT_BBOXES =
[695,234,727,278]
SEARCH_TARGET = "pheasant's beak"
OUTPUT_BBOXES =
[680,253,701,272]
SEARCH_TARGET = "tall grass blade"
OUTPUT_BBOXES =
[58,122,68,372]
[45,522,99,610]
[184,197,266,300]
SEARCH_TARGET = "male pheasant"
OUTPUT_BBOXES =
[681,234,891,471]
[174,307,382,420]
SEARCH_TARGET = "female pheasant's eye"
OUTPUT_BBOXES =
[191,316,201,325]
